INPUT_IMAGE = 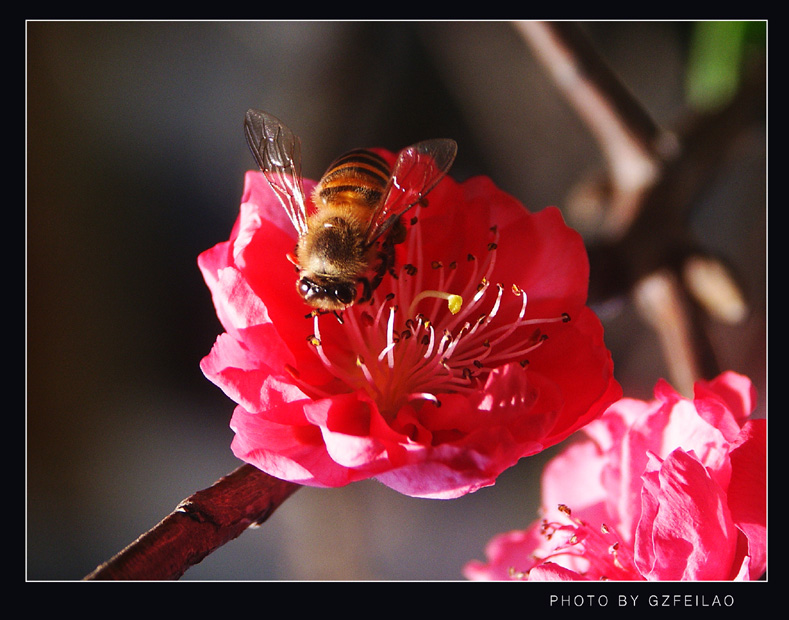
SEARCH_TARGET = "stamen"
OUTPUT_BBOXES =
[385,306,396,368]
[472,279,489,304]
[422,323,436,358]
[378,341,397,363]
[356,356,381,396]
[408,392,441,407]
[532,504,638,580]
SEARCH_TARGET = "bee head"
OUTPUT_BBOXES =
[297,276,358,311]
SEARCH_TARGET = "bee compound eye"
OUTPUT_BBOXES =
[333,284,357,306]
[297,278,317,300]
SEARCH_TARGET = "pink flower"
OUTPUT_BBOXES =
[199,150,621,499]
[463,371,766,580]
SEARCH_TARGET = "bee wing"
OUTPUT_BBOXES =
[244,109,309,237]
[364,138,458,246]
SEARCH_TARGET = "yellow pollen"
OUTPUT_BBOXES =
[408,289,464,316]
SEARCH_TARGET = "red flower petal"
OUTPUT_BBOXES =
[693,370,759,441]
[462,528,544,580]
[636,449,738,580]
[726,419,766,579]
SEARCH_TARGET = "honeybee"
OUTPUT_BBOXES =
[243,109,458,312]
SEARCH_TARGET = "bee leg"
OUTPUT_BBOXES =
[359,226,401,305]
[358,277,374,304]
[389,216,408,246]
[367,240,396,299]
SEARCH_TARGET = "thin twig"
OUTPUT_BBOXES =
[633,270,702,397]
[84,465,301,580]
[514,20,677,239]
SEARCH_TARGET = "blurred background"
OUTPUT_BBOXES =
[27,21,766,580]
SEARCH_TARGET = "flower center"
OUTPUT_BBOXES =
[302,211,570,417]
[524,504,639,580]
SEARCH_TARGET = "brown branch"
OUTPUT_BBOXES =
[83,465,301,580]
[513,21,764,392]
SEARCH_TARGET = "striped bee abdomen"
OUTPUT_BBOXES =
[316,149,391,209]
